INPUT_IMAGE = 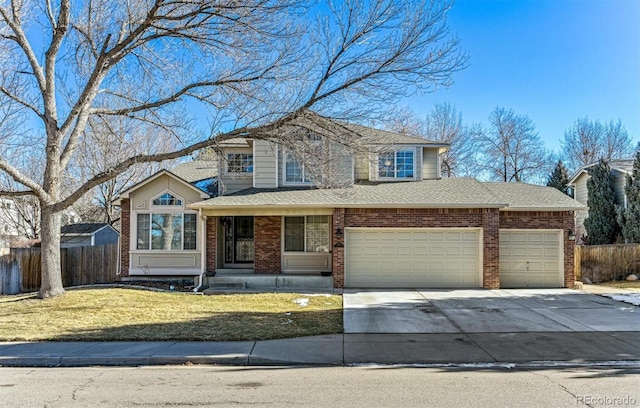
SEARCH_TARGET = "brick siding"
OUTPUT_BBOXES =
[500,211,576,288]
[254,216,281,274]
[336,208,500,289]
[332,208,346,288]
[119,198,130,278]
[206,217,217,274]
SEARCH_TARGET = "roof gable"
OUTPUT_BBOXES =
[568,158,634,185]
[114,170,210,205]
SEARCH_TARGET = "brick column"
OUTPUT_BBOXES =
[254,216,281,274]
[119,198,130,278]
[206,217,217,275]
[563,211,576,288]
[482,208,500,289]
[332,208,345,288]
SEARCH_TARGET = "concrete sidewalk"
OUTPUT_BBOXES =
[1,331,640,367]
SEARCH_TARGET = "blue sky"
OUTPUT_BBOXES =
[406,0,640,153]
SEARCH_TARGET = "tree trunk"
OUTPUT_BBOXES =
[39,206,65,298]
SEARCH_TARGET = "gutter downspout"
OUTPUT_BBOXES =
[194,207,206,293]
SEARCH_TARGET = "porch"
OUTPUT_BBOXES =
[203,273,335,294]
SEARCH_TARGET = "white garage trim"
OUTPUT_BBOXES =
[344,227,483,288]
[499,229,564,288]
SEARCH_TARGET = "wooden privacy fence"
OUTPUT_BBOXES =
[0,244,118,294]
[575,244,640,283]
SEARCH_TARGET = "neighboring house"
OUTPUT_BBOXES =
[60,223,120,248]
[116,115,584,289]
[0,196,39,254]
[568,159,634,241]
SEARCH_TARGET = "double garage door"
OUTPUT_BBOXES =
[344,228,563,289]
[345,228,482,288]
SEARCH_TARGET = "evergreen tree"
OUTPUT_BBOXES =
[546,160,571,196]
[584,159,619,245]
[618,151,640,243]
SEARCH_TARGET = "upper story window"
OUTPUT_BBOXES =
[378,149,415,179]
[284,152,312,184]
[152,193,182,206]
[227,153,253,173]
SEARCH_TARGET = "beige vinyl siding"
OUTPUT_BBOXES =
[422,148,439,179]
[573,173,589,235]
[128,173,204,276]
[354,152,370,180]
[253,140,278,188]
[329,141,354,186]
[278,139,354,187]
[219,147,253,195]
[130,252,202,276]
[613,171,628,208]
[130,174,205,210]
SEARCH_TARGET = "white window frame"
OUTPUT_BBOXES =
[135,212,198,251]
[283,151,313,185]
[282,216,330,253]
[226,153,254,174]
[377,148,417,180]
[133,191,198,251]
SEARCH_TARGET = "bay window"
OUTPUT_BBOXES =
[284,216,330,252]
[136,213,197,250]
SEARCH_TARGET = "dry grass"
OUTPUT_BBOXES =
[0,288,343,341]
[596,280,640,292]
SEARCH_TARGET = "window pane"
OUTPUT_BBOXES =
[378,151,395,178]
[152,193,182,206]
[184,214,197,250]
[285,153,304,183]
[396,150,414,178]
[151,214,183,250]
[227,153,253,173]
[136,214,150,250]
[284,217,305,251]
[306,216,329,252]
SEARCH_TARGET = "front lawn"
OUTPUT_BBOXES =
[0,288,343,341]
[595,280,640,292]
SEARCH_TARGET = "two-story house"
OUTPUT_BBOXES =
[568,159,635,242]
[116,114,584,290]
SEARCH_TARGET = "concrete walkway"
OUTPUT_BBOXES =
[2,288,639,368]
[1,331,640,367]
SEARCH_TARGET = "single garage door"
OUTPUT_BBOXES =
[499,230,563,288]
[345,228,482,288]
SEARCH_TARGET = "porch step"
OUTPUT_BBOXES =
[208,282,247,289]
[202,274,334,294]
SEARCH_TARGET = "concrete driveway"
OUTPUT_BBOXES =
[343,289,640,333]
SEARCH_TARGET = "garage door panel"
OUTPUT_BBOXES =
[345,228,481,288]
[499,230,563,288]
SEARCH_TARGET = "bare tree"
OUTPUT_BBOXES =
[77,115,180,224]
[385,103,478,177]
[0,0,467,298]
[562,117,634,172]
[474,107,551,183]
[424,102,477,177]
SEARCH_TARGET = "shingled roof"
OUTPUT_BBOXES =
[61,223,111,235]
[189,179,585,212]
[171,160,217,183]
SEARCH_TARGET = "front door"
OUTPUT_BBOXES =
[223,216,254,266]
